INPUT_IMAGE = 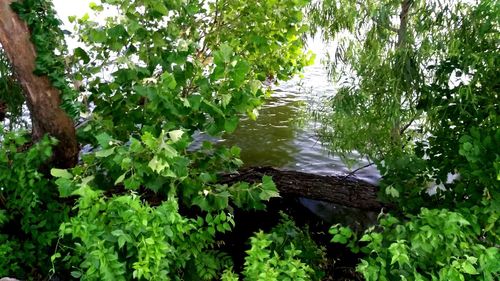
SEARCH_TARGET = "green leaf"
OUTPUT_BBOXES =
[214,44,233,65]
[161,144,178,158]
[247,108,259,120]
[224,116,239,133]
[461,262,478,275]
[168,130,184,142]
[115,173,127,185]
[74,47,90,64]
[331,234,347,244]
[111,229,124,236]
[203,100,225,116]
[89,2,103,11]
[124,177,141,190]
[220,44,233,63]
[90,29,107,43]
[230,146,241,156]
[71,271,82,278]
[142,132,157,150]
[148,156,169,173]
[81,176,95,186]
[118,236,127,249]
[359,234,372,242]
[262,176,277,192]
[221,94,232,107]
[220,212,227,221]
[385,185,399,198]
[96,132,113,148]
[329,226,339,235]
[259,176,280,200]
[232,60,250,86]
[56,178,75,197]
[95,147,115,158]
[339,227,352,238]
[161,72,177,90]
[213,191,230,209]
[51,168,73,179]
[151,2,168,15]
[188,95,202,110]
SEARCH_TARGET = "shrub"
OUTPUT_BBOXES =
[331,208,500,281]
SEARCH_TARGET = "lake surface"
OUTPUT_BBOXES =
[220,41,381,186]
[52,1,380,185]
[220,46,382,227]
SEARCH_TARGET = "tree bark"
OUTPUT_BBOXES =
[0,0,78,168]
[220,166,389,211]
[397,0,412,48]
[0,99,6,121]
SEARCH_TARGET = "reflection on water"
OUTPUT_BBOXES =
[299,198,379,230]
[216,40,383,226]
[221,96,301,168]
[221,43,381,185]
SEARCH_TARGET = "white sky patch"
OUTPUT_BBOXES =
[53,0,93,50]
[53,0,94,27]
[53,0,115,50]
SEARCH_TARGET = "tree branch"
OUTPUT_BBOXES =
[343,162,376,179]
[397,0,412,47]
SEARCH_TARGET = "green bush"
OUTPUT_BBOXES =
[222,215,326,281]
[310,0,499,279]
[0,131,68,278]
[331,207,500,281]
[58,192,234,280]
[0,0,313,279]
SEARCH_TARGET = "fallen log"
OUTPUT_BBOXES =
[219,166,385,278]
[220,166,388,212]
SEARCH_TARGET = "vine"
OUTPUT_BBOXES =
[11,0,80,118]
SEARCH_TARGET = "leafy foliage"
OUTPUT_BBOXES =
[59,192,234,280]
[241,232,314,281]
[222,215,326,281]
[11,0,80,117]
[309,0,499,209]
[330,208,500,281]
[310,0,500,280]
[0,0,314,279]
[0,131,68,279]
[72,0,312,141]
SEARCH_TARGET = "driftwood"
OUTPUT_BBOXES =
[220,166,387,211]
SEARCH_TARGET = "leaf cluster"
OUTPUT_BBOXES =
[330,208,500,281]
[310,1,500,280]
[1,0,314,279]
[11,0,81,117]
[0,130,69,279]
[222,215,326,281]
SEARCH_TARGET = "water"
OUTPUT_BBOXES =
[220,41,380,186]
[51,1,380,185]
[219,41,382,227]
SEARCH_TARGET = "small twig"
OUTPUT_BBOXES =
[399,116,416,135]
[343,162,376,179]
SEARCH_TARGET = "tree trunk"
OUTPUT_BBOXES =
[0,99,6,121]
[220,166,389,211]
[0,0,78,168]
[397,0,412,48]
